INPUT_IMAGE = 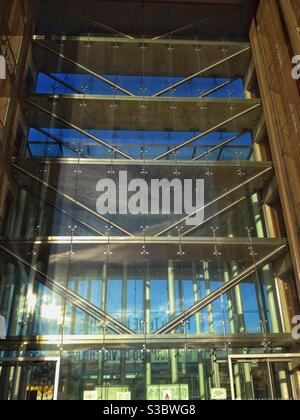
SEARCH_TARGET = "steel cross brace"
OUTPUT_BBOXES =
[44,72,83,94]
[199,78,237,98]
[0,244,135,335]
[24,98,134,160]
[67,9,135,40]
[152,7,240,41]
[152,47,251,97]
[153,103,261,160]
[33,40,136,97]
[24,186,105,237]
[155,166,273,237]
[32,127,90,158]
[192,131,248,161]
[11,162,134,237]
[156,245,287,334]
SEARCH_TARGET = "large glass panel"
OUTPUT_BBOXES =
[0,0,298,401]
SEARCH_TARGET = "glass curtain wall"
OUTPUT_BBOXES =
[0,0,298,400]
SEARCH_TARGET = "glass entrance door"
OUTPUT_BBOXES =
[250,362,273,400]
[228,354,300,400]
[0,358,60,400]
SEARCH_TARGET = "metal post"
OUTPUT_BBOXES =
[168,260,178,384]
[145,265,151,387]
[98,263,107,385]
[192,263,206,400]
[228,357,236,401]
[12,189,27,238]
[178,279,187,378]
[252,193,280,330]
[53,358,61,400]
[204,262,214,333]
[252,193,289,400]
[224,262,242,400]
[11,366,21,400]
[230,255,252,400]
[120,264,127,384]
[204,262,218,396]
[224,263,235,333]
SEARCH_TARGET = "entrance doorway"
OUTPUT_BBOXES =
[228,354,300,400]
[0,357,60,400]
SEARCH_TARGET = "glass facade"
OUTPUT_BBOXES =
[0,0,299,400]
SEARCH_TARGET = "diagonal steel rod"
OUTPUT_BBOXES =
[152,8,239,41]
[156,245,287,334]
[25,187,105,237]
[152,47,251,97]
[33,127,90,158]
[11,162,135,237]
[68,9,135,40]
[0,244,134,335]
[182,196,248,237]
[33,40,136,97]
[199,78,236,98]
[24,98,134,160]
[192,132,248,161]
[154,166,272,237]
[154,103,261,160]
[44,72,83,94]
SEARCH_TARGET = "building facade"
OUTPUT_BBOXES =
[0,0,300,400]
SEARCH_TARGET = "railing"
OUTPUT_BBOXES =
[0,35,18,77]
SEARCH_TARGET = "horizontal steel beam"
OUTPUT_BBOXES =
[229,354,300,361]
[28,140,251,150]
[33,35,249,48]
[156,245,287,334]
[2,237,286,247]
[0,244,135,335]
[1,333,297,351]
[31,36,251,78]
[24,95,261,133]
[13,157,271,168]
